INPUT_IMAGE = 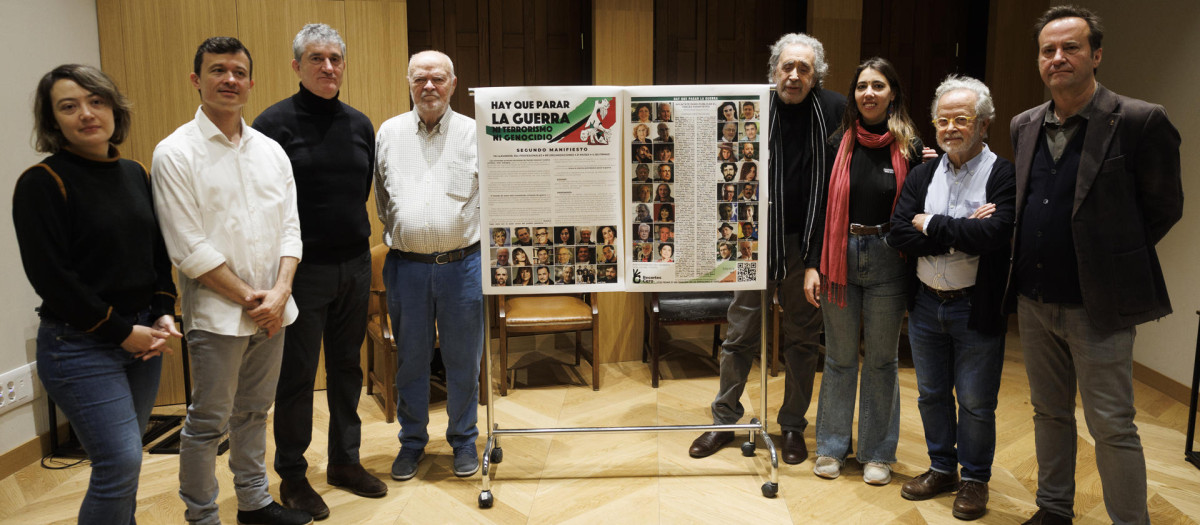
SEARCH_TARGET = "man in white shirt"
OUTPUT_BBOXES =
[374,50,483,481]
[152,37,309,525]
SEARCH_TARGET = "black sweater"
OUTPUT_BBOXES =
[253,84,375,264]
[888,154,1017,335]
[13,148,177,343]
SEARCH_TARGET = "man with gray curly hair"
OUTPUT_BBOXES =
[887,74,1016,521]
[689,33,845,466]
[254,23,385,520]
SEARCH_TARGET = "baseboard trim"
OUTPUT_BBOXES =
[1133,360,1192,406]
[0,426,64,482]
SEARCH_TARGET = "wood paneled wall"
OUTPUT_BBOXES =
[96,0,410,403]
[593,0,654,364]
[807,0,862,96]
[985,0,1049,162]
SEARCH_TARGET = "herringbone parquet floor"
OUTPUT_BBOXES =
[2,325,1198,524]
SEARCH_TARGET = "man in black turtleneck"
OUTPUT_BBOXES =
[690,33,845,465]
[253,23,383,520]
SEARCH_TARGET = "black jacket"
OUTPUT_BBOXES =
[888,154,1017,336]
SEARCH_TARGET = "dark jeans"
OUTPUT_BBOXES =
[384,249,483,450]
[37,309,161,525]
[274,251,371,479]
[907,287,1005,481]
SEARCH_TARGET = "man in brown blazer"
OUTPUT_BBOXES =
[1005,6,1182,525]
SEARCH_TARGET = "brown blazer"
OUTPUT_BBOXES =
[1005,84,1183,329]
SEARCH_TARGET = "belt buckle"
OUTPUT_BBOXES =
[434,252,451,265]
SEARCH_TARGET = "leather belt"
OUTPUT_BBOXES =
[849,222,891,236]
[395,242,480,264]
[923,282,974,301]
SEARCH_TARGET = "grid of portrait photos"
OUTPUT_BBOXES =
[489,225,620,287]
[715,99,759,266]
[629,100,677,264]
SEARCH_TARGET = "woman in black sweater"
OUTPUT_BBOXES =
[810,57,926,486]
[12,64,179,525]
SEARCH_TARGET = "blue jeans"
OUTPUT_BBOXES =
[36,310,161,525]
[1018,297,1147,524]
[384,250,484,451]
[815,234,906,463]
[908,287,1005,481]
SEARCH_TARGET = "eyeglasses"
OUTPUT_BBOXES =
[410,76,449,87]
[932,115,977,130]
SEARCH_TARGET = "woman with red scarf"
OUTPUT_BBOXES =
[806,57,926,486]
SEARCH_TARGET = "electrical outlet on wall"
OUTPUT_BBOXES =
[0,363,37,416]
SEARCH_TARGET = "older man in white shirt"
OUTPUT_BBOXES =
[152,37,309,525]
[374,50,483,482]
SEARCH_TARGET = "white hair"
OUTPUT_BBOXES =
[932,74,995,121]
[767,33,828,86]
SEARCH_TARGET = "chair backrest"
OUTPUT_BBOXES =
[369,244,391,317]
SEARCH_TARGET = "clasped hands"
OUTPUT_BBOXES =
[245,286,290,338]
[121,314,183,361]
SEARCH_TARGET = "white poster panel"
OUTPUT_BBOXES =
[623,85,770,291]
[476,86,624,294]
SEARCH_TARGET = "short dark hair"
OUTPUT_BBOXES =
[193,36,254,78]
[1034,5,1103,51]
[33,64,132,153]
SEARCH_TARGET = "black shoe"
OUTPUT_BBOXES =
[279,478,329,521]
[688,431,734,458]
[1021,508,1072,525]
[236,501,313,525]
[781,430,808,465]
[327,463,388,498]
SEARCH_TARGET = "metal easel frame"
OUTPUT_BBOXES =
[475,293,778,508]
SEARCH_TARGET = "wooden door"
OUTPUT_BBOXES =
[859,0,990,148]
[653,0,807,85]
[408,0,592,118]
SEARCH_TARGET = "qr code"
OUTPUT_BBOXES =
[737,262,756,282]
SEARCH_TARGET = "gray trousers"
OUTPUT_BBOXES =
[711,233,822,432]
[179,329,285,525]
[1018,297,1148,524]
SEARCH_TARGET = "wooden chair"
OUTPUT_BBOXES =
[496,293,599,396]
[366,245,489,424]
[642,291,735,387]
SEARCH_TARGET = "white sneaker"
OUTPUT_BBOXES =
[813,456,841,479]
[863,461,892,485]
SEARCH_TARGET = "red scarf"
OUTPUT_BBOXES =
[819,121,909,307]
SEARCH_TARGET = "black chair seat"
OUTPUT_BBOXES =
[656,292,735,323]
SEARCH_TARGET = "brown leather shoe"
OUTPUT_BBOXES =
[327,463,388,498]
[689,431,734,458]
[280,477,329,521]
[901,468,959,501]
[781,430,807,464]
[1021,508,1072,524]
[952,480,988,520]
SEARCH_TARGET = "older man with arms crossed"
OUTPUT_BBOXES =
[1007,6,1182,524]
[375,50,484,481]
[153,37,310,525]
[888,75,1015,521]
[689,33,845,464]
[252,24,386,520]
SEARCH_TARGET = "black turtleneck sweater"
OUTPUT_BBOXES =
[13,148,177,343]
[847,120,924,225]
[253,83,375,264]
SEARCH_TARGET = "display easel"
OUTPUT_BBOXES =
[475,294,778,508]
[1185,310,1200,470]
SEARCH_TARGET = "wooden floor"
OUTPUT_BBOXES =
[2,326,1199,524]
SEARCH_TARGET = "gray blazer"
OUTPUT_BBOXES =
[1004,84,1183,329]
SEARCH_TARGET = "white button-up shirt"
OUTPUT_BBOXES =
[152,106,302,336]
[374,108,479,254]
[917,144,996,290]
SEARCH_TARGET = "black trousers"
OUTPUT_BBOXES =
[273,250,371,479]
